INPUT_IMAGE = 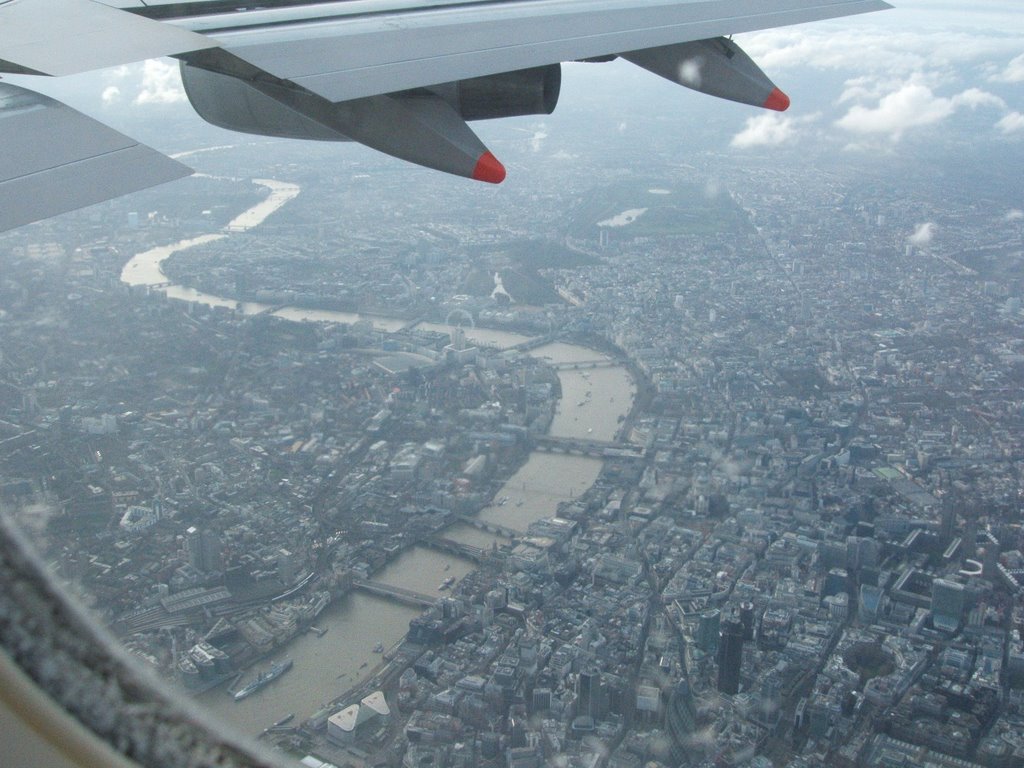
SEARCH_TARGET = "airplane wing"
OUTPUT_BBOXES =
[0,82,191,232]
[189,0,892,105]
[0,0,211,76]
[0,0,892,232]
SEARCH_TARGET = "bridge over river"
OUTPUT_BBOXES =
[352,579,435,608]
[456,514,521,539]
[548,359,623,371]
[422,535,487,563]
[533,435,645,459]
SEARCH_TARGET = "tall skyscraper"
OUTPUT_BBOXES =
[696,609,721,654]
[931,578,965,632]
[576,668,602,720]
[185,526,223,573]
[940,499,956,544]
[667,680,698,765]
[717,618,744,695]
[739,602,756,641]
[859,584,883,624]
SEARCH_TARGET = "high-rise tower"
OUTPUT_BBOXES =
[717,617,744,695]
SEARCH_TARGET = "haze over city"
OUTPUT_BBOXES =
[1,2,1023,768]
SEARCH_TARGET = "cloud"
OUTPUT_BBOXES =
[838,76,888,105]
[1006,209,1024,221]
[955,88,1007,109]
[996,112,1024,134]
[730,113,797,148]
[742,29,928,75]
[990,52,1024,83]
[529,126,548,153]
[134,60,186,105]
[101,86,122,105]
[740,26,1024,79]
[741,23,1024,132]
[836,82,1005,140]
[908,222,936,246]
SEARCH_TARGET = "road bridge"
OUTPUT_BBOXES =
[509,334,557,352]
[533,435,645,460]
[422,536,487,563]
[456,515,521,538]
[400,316,428,332]
[533,441,607,458]
[254,304,287,316]
[352,579,435,608]
[549,359,622,370]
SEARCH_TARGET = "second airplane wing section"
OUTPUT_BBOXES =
[0,83,191,232]
[204,0,892,104]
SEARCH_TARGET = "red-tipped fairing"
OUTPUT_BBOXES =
[763,88,791,112]
[472,152,506,184]
[623,37,790,112]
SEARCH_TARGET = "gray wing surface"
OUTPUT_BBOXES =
[0,83,191,232]
[199,0,892,103]
[0,0,891,231]
[0,0,211,76]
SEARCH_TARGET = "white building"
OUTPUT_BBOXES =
[327,691,391,743]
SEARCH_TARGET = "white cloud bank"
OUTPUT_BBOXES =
[996,112,1024,134]
[730,113,819,149]
[740,26,1023,79]
[731,113,795,148]
[737,16,1024,145]
[134,60,186,105]
[989,52,1024,83]
[836,82,1006,140]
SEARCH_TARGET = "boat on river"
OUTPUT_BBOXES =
[233,659,293,702]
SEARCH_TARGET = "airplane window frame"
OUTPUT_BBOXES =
[0,515,279,768]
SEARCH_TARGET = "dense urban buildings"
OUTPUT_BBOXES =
[2,55,1023,768]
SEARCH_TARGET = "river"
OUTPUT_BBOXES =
[121,177,636,735]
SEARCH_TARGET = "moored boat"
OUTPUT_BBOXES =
[233,658,293,702]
